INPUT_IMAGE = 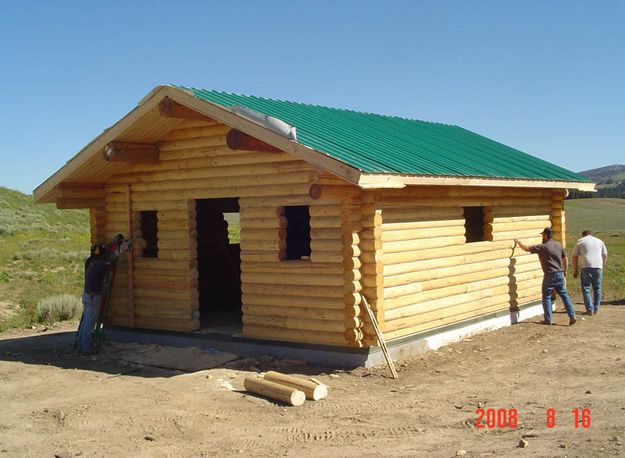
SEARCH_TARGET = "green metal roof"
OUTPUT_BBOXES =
[177,86,590,183]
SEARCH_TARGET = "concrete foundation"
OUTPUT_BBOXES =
[105,301,544,369]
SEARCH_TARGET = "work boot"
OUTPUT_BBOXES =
[569,317,577,326]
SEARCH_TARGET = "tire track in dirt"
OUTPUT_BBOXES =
[270,423,425,443]
[303,397,425,418]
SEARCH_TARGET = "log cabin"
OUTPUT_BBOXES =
[34,85,595,366]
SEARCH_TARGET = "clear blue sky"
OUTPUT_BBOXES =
[1,0,623,194]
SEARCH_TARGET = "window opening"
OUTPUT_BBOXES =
[283,206,311,260]
[140,210,158,257]
[464,206,487,243]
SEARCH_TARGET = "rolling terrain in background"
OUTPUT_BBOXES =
[572,164,625,198]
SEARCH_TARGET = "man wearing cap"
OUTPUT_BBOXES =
[572,230,607,316]
[515,227,577,326]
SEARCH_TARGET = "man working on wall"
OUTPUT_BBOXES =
[76,234,129,355]
[514,227,577,326]
[572,230,608,316]
[77,244,109,355]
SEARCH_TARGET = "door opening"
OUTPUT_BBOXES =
[196,198,241,334]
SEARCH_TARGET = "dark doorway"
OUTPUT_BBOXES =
[196,198,242,334]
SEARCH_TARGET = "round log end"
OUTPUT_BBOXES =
[344,316,362,329]
[344,304,361,318]
[308,184,322,200]
[344,292,362,307]
[291,390,306,406]
[347,339,365,348]
[311,384,328,401]
[226,129,243,150]
[344,328,363,343]
[159,96,173,116]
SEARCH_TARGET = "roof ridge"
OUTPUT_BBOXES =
[175,85,455,127]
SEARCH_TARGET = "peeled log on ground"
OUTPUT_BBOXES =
[264,371,328,401]
[243,376,306,406]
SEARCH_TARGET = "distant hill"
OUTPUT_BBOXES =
[580,164,625,183]
[570,164,625,199]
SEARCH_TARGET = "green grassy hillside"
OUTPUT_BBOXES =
[565,198,625,237]
[0,187,89,330]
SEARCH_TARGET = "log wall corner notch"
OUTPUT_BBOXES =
[103,142,159,163]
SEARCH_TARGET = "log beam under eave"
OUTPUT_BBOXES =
[56,198,105,209]
[226,128,283,153]
[103,142,159,163]
[56,184,105,200]
[159,96,210,119]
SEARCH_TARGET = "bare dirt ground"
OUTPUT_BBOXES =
[1,301,625,458]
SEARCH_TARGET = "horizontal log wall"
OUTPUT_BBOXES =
[103,121,353,344]
[377,186,552,341]
[241,175,364,347]
[97,120,567,345]
[89,208,107,244]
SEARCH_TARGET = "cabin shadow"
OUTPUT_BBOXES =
[0,330,336,378]
[0,331,227,378]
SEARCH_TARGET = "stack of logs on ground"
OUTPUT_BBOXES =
[243,371,329,407]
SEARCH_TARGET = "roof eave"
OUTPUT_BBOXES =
[357,173,596,192]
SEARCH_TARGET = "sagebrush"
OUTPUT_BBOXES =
[35,294,81,323]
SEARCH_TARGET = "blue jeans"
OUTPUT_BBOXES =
[581,268,603,313]
[542,271,575,322]
[78,293,100,352]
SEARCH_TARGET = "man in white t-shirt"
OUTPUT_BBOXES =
[573,230,608,316]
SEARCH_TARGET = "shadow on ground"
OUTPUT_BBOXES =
[0,331,240,378]
[0,330,335,379]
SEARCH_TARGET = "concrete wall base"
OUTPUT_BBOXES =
[366,300,544,367]
[105,301,543,369]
